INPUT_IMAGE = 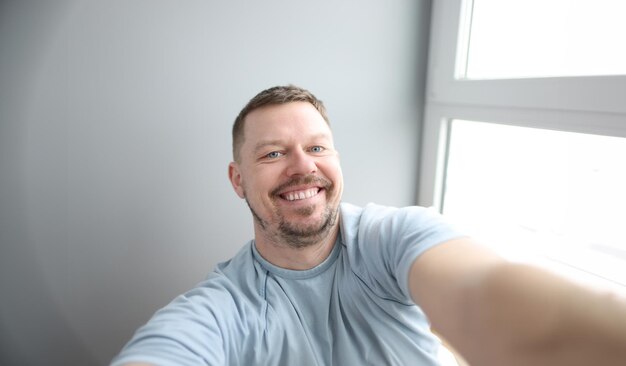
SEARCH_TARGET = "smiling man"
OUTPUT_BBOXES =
[229,98,343,259]
[112,85,626,366]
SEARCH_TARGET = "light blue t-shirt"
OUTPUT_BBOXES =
[111,203,463,366]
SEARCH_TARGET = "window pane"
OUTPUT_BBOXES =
[442,120,626,290]
[460,0,626,79]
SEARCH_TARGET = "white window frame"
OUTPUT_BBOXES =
[418,0,626,209]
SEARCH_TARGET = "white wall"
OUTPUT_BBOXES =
[0,0,431,364]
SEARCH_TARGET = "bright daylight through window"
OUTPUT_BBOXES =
[426,0,626,292]
[460,0,626,79]
[441,121,626,291]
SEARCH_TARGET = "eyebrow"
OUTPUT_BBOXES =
[253,140,283,153]
[253,133,332,153]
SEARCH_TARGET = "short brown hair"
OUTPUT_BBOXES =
[232,85,330,162]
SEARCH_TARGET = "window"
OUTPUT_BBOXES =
[461,0,626,79]
[420,0,626,292]
[443,120,626,289]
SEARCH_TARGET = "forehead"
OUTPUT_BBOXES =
[243,102,333,146]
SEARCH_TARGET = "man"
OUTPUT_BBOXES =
[112,85,626,366]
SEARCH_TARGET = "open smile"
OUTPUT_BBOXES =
[272,175,331,203]
[280,187,322,202]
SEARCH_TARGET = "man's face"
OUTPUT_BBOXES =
[228,101,343,248]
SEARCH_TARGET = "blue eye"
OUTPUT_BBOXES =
[310,146,325,153]
[266,151,283,159]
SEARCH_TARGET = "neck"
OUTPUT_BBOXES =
[253,220,340,270]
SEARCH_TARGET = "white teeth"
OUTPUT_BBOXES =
[283,188,319,201]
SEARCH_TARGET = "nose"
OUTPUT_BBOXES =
[285,148,317,176]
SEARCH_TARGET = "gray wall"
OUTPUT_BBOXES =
[0,0,431,364]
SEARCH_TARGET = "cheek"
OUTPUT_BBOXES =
[242,172,274,198]
[238,174,254,198]
[323,159,343,182]
[329,164,344,195]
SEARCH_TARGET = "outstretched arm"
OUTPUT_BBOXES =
[410,238,626,366]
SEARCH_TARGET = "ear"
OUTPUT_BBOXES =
[228,162,245,199]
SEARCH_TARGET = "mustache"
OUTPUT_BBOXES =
[270,174,332,197]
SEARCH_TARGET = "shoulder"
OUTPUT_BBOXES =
[152,241,264,321]
[338,202,461,302]
[340,202,449,244]
[206,241,266,303]
[112,242,265,366]
[215,240,256,277]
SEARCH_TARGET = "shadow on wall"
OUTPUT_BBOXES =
[1,0,97,364]
[0,242,98,364]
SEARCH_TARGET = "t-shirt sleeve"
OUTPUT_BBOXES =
[350,204,464,305]
[110,280,231,366]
